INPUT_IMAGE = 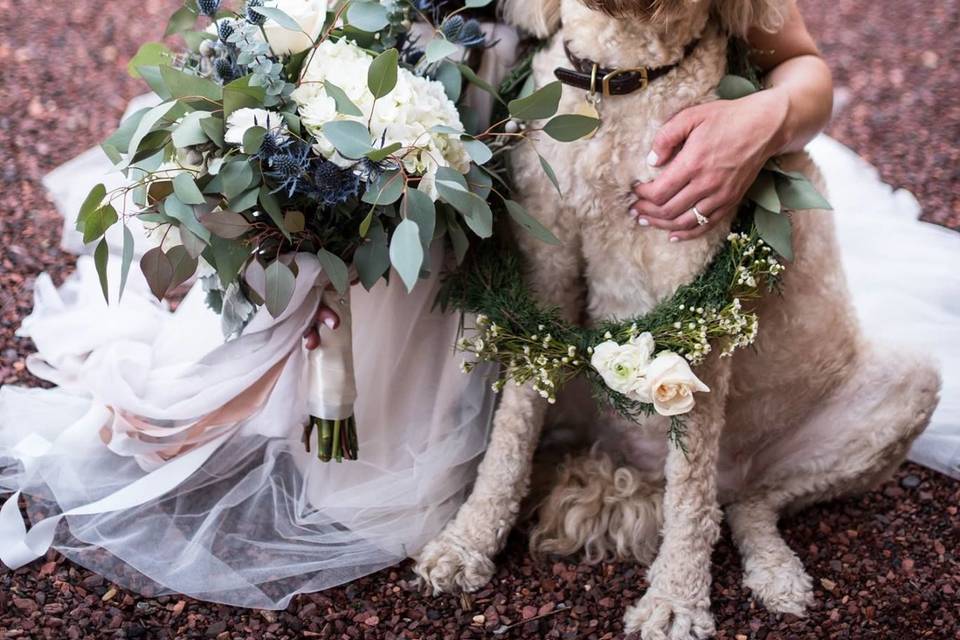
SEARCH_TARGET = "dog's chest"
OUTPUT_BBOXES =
[524,34,731,320]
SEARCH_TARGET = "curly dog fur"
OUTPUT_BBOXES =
[416,2,941,637]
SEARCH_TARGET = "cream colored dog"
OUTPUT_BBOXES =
[415,1,942,638]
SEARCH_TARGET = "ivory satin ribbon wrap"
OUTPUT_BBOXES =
[306,288,357,421]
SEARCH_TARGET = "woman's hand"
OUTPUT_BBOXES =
[304,304,340,350]
[629,88,789,241]
[629,1,833,241]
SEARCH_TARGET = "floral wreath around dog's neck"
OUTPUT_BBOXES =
[443,47,831,449]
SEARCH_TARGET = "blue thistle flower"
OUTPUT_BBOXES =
[307,161,361,207]
[441,15,485,48]
[198,0,221,17]
[265,141,312,198]
[245,0,267,25]
[214,57,241,84]
[217,19,236,42]
[257,130,290,161]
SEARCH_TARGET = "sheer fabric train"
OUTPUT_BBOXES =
[1,122,957,608]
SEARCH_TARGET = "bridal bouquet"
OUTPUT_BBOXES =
[77,0,598,461]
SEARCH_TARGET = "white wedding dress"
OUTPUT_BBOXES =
[1,97,958,607]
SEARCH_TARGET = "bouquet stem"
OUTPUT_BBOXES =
[305,416,358,462]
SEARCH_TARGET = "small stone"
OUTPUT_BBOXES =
[521,605,538,620]
[13,597,38,612]
[363,615,379,626]
[900,474,921,489]
[472,614,485,625]
[821,578,837,592]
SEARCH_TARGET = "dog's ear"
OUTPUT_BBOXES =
[712,0,788,36]
[499,0,562,38]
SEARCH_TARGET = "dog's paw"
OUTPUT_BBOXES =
[742,553,814,616]
[414,532,495,595]
[623,588,715,640]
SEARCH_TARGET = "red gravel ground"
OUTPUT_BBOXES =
[1,1,958,638]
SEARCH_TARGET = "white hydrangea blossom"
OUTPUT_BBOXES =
[291,38,470,199]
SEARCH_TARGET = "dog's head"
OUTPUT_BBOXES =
[500,0,787,39]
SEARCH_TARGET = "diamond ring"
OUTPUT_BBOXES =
[692,206,709,226]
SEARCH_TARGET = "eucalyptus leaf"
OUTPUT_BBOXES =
[508,81,561,121]
[173,172,207,205]
[505,199,561,245]
[200,116,225,147]
[365,141,402,162]
[141,246,175,300]
[284,210,305,233]
[230,187,261,213]
[128,42,172,78]
[82,205,119,244]
[94,238,110,304]
[538,153,562,195]
[159,65,222,106]
[223,75,267,119]
[543,114,600,141]
[457,63,503,104]
[462,138,493,165]
[389,218,424,292]
[368,48,399,99]
[776,174,832,210]
[165,5,198,37]
[198,209,251,239]
[361,170,404,205]
[165,194,212,241]
[716,74,759,100]
[259,186,292,240]
[167,244,199,289]
[249,6,304,31]
[77,184,106,229]
[323,81,363,117]
[354,222,390,290]
[402,188,436,247]
[119,225,135,301]
[317,249,350,294]
[755,206,793,261]
[119,101,176,170]
[435,61,462,102]
[180,226,208,259]
[242,125,267,155]
[264,259,296,317]
[172,110,210,147]
[745,171,781,213]
[425,37,459,64]
[346,1,389,33]
[322,120,373,158]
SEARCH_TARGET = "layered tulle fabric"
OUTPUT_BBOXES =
[0,241,496,608]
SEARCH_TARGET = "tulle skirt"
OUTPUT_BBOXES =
[1,132,957,609]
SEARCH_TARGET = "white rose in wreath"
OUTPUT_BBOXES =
[640,351,710,417]
[590,333,655,398]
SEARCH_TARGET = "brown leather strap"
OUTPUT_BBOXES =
[554,39,701,96]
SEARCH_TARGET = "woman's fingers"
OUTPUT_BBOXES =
[630,181,708,221]
[303,304,342,351]
[645,106,703,167]
[670,205,737,242]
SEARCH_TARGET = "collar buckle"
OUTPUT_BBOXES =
[601,67,649,97]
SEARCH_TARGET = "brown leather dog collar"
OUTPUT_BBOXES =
[554,39,701,97]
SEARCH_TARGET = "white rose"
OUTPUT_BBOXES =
[641,352,710,417]
[261,0,328,56]
[224,108,286,145]
[590,334,655,398]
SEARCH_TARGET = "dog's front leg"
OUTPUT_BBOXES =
[415,382,548,593]
[415,200,582,594]
[624,356,731,640]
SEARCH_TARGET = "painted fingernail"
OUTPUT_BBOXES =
[669,236,680,243]
[646,150,660,166]
[637,218,650,227]
[324,318,337,329]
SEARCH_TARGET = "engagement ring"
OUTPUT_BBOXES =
[692,206,709,226]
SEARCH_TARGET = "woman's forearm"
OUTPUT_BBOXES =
[748,0,834,156]
[762,54,833,155]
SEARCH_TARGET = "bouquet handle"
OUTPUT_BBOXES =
[303,287,359,462]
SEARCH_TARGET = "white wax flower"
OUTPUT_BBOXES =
[291,38,470,199]
[224,108,286,145]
